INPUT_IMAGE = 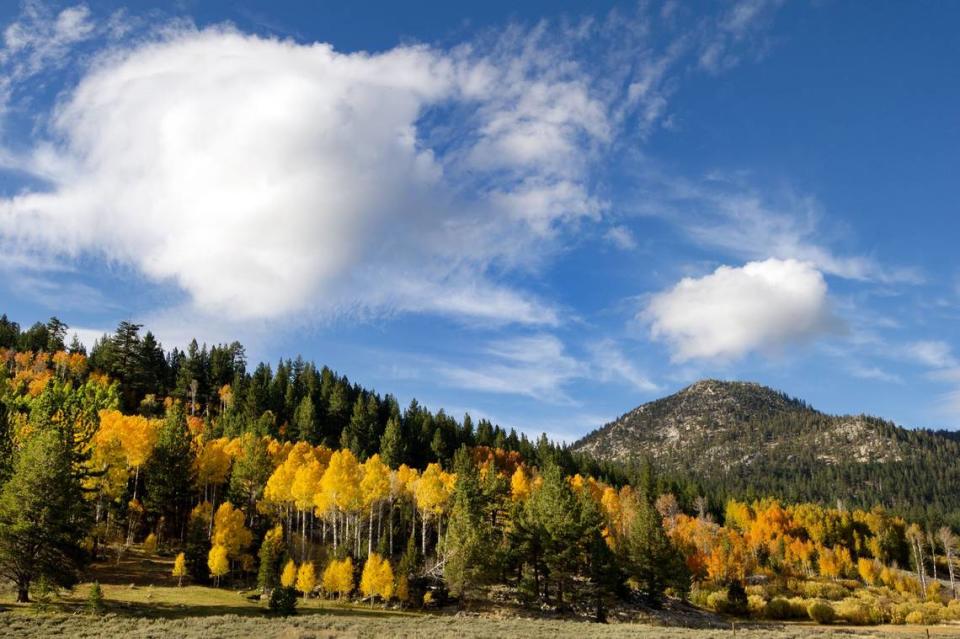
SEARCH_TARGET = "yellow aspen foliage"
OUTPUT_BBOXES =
[208,544,230,583]
[280,559,297,588]
[857,557,881,585]
[172,552,187,586]
[510,466,531,501]
[724,500,753,532]
[143,532,158,555]
[360,553,394,601]
[322,557,354,599]
[196,438,232,487]
[291,459,324,511]
[395,464,420,497]
[318,449,361,513]
[414,463,450,516]
[818,545,852,579]
[360,454,391,507]
[296,561,317,597]
[212,502,253,558]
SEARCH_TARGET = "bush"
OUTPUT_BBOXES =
[835,597,882,625]
[905,610,925,625]
[807,600,835,624]
[764,597,796,620]
[86,581,105,616]
[268,586,298,616]
[801,580,848,600]
[747,595,766,615]
[143,532,158,555]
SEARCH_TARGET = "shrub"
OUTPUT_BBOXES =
[706,590,729,613]
[801,580,848,600]
[86,582,105,615]
[904,610,925,625]
[835,597,882,625]
[807,600,835,624]
[268,586,298,616]
[764,597,795,620]
[747,595,766,615]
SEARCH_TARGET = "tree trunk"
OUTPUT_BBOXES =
[368,503,374,557]
[16,584,29,603]
[929,532,938,580]
[421,510,427,557]
[947,547,957,599]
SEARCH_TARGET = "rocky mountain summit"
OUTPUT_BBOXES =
[573,380,915,472]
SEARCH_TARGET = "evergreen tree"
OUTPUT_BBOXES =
[379,416,405,469]
[0,428,90,602]
[292,395,317,444]
[620,496,689,603]
[444,447,494,605]
[143,404,196,541]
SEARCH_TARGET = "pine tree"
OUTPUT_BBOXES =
[444,447,494,605]
[143,404,196,541]
[379,416,405,468]
[257,525,284,592]
[620,495,689,603]
[293,395,317,444]
[86,581,105,615]
[0,427,90,602]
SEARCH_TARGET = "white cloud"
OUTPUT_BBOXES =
[439,334,582,403]
[604,225,637,250]
[903,340,957,369]
[645,258,837,361]
[0,26,614,324]
[1,2,95,79]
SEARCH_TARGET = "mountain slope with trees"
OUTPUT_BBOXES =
[574,380,960,525]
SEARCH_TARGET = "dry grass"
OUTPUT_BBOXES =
[1,551,956,638]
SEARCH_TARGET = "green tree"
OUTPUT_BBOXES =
[143,404,196,541]
[292,395,317,444]
[444,447,494,605]
[379,416,405,469]
[620,495,689,603]
[0,428,90,602]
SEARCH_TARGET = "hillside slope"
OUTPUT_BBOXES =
[573,380,960,521]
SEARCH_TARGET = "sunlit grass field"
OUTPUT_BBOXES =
[1,550,957,638]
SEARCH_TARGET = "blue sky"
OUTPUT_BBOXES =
[1,0,959,441]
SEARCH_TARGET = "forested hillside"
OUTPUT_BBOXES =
[574,380,960,527]
[1,315,959,628]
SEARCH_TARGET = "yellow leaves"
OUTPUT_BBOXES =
[96,409,160,469]
[218,384,233,408]
[510,466,531,501]
[724,500,753,533]
[360,553,394,601]
[818,544,852,580]
[360,454,391,506]
[318,449,361,513]
[172,552,187,584]
[291,459,324,511]
[27,370,52,396]
[322,557,354,598]
[857,557,881,586]
[212,502,252,558]
[208,543,229,579]
[196,438,232,486]
[414,463,451,516]
[395,464,419,497]
[280,559,297,588]
[296,561,317,596]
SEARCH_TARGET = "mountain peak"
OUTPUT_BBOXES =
[572,379,902,470]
